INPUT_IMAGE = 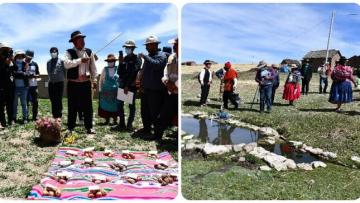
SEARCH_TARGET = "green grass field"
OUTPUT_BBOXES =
[0,98,177,199]
[181,66,360,200]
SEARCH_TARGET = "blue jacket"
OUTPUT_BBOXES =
[142,51,167,91]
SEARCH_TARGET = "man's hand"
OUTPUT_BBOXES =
[124,87,129,95]
[81,57,90,63]
[138,53,144,59]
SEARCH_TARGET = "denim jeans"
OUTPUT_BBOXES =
[13,86,29,121]
[259,84,273,112]
[319,77,328,93]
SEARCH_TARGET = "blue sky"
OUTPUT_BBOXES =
[0,3,177,74]
[182,3,360,65]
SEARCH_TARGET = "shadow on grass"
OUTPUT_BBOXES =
[298,108,335,112]
[32,137,60,148]
[299,108,360,116]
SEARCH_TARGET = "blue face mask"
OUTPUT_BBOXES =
[16,59,23,63]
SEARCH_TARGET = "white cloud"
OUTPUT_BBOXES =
[0,3,121,45]
[109,4,178,44]
[182,4,360,64]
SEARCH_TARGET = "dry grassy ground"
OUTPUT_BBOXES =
[0,99,177,199]
[181,65,360,200]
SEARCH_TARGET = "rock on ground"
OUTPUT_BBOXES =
[297,163,313,171]
[203,143,232,155]
[312,161,327,168]
[258,127,280,138]
[243,142,257,153]
[232,143,245,152]
[351,156,360,164]
[259,165,272,171]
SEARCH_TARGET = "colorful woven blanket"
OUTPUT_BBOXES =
[27,147,178,200]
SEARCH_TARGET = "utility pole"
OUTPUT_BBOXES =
[325,10,335,65]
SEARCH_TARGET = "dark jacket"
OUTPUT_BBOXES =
[13,61,29,87]
[301,64,313,81]
[117,54,141,90]
[255,67,274,86]
[0,60,14,90]
[141,51,167,91]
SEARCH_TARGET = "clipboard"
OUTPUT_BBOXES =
[117,88,134,104]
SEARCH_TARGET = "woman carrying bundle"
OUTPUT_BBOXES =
[283,64,302,105]
[328,56,357,112]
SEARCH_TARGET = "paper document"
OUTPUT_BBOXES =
[117,88,134,104]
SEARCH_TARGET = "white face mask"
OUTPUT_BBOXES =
[51,52,58,59]
[125,48,133,55]
[108,62,115,67]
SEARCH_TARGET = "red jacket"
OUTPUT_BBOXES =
[223,68,238,92]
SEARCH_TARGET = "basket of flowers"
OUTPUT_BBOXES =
[35,117,62,144]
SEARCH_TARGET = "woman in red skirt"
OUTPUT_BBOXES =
[283,64,302,105]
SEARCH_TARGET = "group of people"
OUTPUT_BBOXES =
[0,47,40,128]
[0,30,178,141]
[198,56,358,113]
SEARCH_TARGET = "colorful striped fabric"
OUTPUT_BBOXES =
[27,147,178,200]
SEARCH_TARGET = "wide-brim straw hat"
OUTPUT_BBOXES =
[123,40,137,48]
[257,60,267,68]
[0,42,11,49]
[14,50,26,57]
[144,35,161,45]
[104,54,117,62]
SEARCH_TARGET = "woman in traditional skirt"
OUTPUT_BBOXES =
[98,54,119,124]
[283,64,302,105]
[328,56,357,112]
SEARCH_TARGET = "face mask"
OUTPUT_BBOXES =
[51,52,58,59]
[16,59,23,63]
[125,48,133,55]
[108,62,115,67]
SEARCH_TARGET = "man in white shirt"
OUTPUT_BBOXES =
[199,60,213,106]
[64,30,97,134]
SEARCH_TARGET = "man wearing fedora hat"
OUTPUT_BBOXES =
[0,42,15,128]
[199,60,213,107]
[255,60,274,113]
[300,58,313,95]
[137,35,167,139]
[112,40,142,132]
[64,30,97,134]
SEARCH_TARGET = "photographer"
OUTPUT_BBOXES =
[0,42,15,128]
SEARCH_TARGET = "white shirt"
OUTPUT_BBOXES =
[64,47,97,82]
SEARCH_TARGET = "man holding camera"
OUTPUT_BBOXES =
[0,42,14,128]
[64,31,97,134]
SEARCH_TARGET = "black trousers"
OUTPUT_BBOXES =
[200,85,210,105]
[118,88,136,128]
[302,79,311,95]
[27,86,38,120]
[223,91,238,108]
[0,87,14,126]
[140,89,165,132]
[154,93,178,138]
[67,81,93,130]
[48,81,64,118]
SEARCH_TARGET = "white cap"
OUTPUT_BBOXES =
[0,42,11,49]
